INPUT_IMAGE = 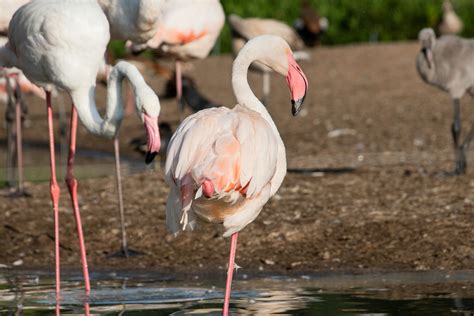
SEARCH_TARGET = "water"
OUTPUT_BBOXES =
[1,270,474,315]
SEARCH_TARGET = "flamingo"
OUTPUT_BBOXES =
[0,0,161,296]
[97,0,163,257]
[1,1,36,195]
[229,14,309,106]
[1,67,45,196]
[164,35,308,315]
[130,0,225,121]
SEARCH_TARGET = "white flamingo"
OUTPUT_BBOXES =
[164,35,308,315]
[130,0,225,120]
[0,0,161,295]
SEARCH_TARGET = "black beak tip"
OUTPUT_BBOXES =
[145,151,158,164]
[291,98,304,116]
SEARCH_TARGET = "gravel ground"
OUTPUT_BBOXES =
[1,41,474,274]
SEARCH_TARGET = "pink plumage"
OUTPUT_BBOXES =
[164,35,308,315]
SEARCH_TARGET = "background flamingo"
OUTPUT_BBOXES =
[0,68,45,196]
[98,0,161,45]
[131,0,225,121]
[0,0,161,296]
[164,35,308,315]
[1,1,47,196]
[98,0,163,258]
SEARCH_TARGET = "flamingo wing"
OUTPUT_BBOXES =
[164,105,279,234]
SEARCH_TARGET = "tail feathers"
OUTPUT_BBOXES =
[0,45,16,68]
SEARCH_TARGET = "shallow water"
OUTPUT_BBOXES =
[1,270,474,315]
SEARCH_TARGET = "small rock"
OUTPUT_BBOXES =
[291,261,302,267]
[12,259,23,267]
[0,264,9,269]
[323,251,330,260]
[328,128,357,138]
[413,138,424,147]
[264,259,275,265]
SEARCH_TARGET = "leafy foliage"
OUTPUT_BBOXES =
[108,0,474,57]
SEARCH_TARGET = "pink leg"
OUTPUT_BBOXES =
[46,92,61,297]
[176,60,184,121]
[65,106,91,294]
[223,232,239,316]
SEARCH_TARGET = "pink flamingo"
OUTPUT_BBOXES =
[1,67,45,196]
[164,35,308,315]
[1,0,161,296]
[130,0,225,120]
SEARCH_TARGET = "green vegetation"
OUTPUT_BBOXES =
[220,0,474,49]
[109,0,474,57]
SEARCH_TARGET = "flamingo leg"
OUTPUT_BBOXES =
[114,136,129,256]
[5,76,15,188]
[14,82,25,194]
[64,105,91,293]
[46,92,61,297]
[176,60,185,121]
[223,232,239,316]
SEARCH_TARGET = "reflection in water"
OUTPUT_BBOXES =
[1,271,474,315]
[233,289,315,315]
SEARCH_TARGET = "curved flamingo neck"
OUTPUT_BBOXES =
[70,61,146,138]
[232,44,277,134]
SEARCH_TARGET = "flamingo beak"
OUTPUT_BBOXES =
[144,114,161,164]
[286,52,308,116]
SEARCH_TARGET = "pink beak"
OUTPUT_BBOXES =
[144,114,161,164]
[286,52,308,116]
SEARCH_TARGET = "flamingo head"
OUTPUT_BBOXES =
[252,35,308,116]
[135,85,161,164]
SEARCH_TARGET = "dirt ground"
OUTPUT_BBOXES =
[1,42,474,274]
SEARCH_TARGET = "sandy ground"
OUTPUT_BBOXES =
[1,42,474,274]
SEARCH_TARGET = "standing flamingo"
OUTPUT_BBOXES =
[164,35,308,315]
[98,0,163,257]
[1,1,36,195]
[1,67,45,195]
[0,0,161,296]
[131,0,225,121]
